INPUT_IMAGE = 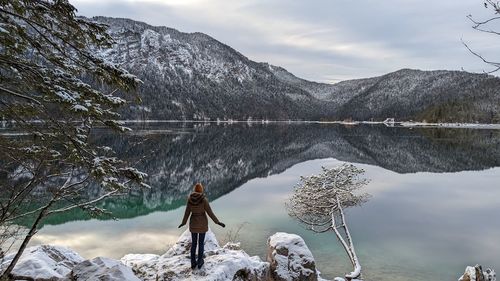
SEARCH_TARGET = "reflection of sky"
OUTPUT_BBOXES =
[31,159,500,281]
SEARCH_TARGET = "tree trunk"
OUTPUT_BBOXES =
[0,200,53,280]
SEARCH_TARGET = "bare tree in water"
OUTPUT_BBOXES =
[287,164,370,280]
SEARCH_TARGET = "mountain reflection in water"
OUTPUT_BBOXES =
[27,123,500,281]
[36,123,498,224]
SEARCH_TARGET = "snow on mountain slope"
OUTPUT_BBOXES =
[93,17,326,121]
[92,17,500,122]
[262,63,337,100]
[335,69,500,122]
[100,18,256,84]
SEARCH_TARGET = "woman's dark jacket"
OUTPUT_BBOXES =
[181,192,220,233]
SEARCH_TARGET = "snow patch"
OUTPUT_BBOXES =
[121,229,270,281]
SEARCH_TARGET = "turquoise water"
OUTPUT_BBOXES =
[28,123,500,280]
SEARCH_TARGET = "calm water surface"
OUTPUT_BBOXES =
[28,123,500,280]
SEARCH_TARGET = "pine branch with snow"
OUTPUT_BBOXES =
[0,1,146,278]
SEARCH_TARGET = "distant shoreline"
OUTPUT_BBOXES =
[118,119,500,129]
[2,119,500,132]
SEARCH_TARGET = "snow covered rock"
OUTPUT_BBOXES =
[0,245,139,281]
[267,232,319,281]
[459,265,496,281]
[70,257,140,281]
[485,268,497,281]
[121,229,270,281]
[0,232,328,281]
[0,245,84,280]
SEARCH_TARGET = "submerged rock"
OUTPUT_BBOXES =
[0,245,84,280]
[267,232,319,281]
[121,229,270,281]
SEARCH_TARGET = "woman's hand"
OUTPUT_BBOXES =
[178,223,185,228]
[218,222,226,228]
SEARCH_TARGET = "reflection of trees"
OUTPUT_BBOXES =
[287,164,369,280]
[20,123,500,225]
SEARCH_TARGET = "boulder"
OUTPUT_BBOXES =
[267,232,318,281]
[0,245,84,280]
[485,268,497,281]
[0,245,140,281]
[459,265,496,281]
[70,257,140,281]
[121,229,270,281]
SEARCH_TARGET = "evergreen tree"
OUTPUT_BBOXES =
[0,1,147,278]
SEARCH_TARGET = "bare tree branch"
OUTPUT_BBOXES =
[464,1,500,73]
[462,39,500,73]
[0,87,41,105]
[47,190,118,215]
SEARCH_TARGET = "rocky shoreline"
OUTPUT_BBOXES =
[0,230,324,281]
[0,230,495,281]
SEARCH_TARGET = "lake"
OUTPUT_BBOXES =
[27,122,500,280]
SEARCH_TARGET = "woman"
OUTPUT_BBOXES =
[178,183,225,269]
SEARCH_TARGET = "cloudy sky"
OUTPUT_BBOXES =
[72,0,498,82]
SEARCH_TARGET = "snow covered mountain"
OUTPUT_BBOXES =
[94,17,329,121]
[94,17,500,123]
[267,66,500,122]
[332,69,500,122]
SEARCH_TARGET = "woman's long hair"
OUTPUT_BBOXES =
[194,183,204,193]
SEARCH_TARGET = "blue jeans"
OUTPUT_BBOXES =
[191,232,206,266]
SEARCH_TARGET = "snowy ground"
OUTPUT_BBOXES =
[399,121,500,129]
[1,230,332,280]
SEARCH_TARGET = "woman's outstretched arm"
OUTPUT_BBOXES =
[179,204,191,227]
[204,199,221,225]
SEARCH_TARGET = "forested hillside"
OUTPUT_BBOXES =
[95,17,500,123]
